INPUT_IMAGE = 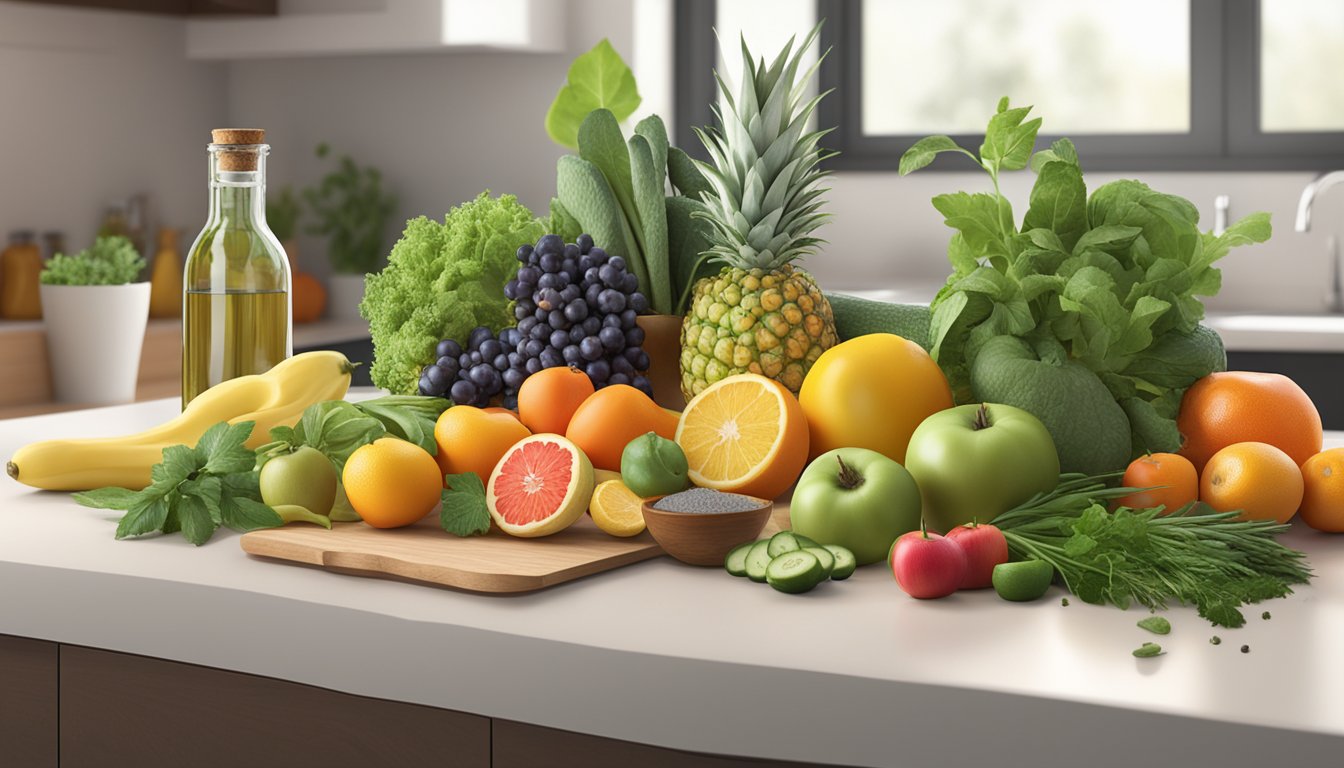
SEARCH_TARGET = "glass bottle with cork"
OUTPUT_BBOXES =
[182,128,292,408]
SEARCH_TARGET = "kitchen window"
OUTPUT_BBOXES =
[674,0,1344,171]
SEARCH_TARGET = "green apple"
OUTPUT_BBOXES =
[904,403,1059,533]
[789,447,922,566]
[259,446,338,517]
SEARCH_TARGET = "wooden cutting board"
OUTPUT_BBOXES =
[240,507,790,594]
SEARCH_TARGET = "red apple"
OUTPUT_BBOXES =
[945,522,1009,589]
[890,523,967,599]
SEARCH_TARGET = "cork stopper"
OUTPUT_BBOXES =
[211,128,266,172]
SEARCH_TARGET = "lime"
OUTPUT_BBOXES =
[992,559,1055,602]
[620,432,689,498]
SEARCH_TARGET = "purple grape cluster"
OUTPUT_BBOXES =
[416,233,652,408]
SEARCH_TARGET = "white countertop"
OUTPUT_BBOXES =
[833,286,1344,354]
[2,396,1344,767]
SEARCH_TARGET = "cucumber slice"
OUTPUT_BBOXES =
[804,546,834,578]
[745,540,773,582]
[765,550,826,594]
[792,533,819,548]
[825,545,857,580]
[767,531,803,557]
[724,541,755,577]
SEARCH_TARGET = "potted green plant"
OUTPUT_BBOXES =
[304,143,396,320]
[39,235,149,404]
[266,184,303,269]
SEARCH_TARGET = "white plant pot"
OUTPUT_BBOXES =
[40,282,151,404]
[327,273,366,320]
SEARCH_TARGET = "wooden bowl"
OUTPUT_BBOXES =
[641,496,774,566]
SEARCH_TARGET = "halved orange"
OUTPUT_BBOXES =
[675,374,809,501]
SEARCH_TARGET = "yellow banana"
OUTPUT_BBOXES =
[7,351,354,491]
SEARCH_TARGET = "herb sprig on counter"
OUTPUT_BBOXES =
[991,473,1312,628]
[73,421,281,546]
[440,472,490,537]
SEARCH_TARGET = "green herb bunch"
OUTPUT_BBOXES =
[305,143,397,275]
[73,422,281,546]
[266,185,303,241]
[40,235,146,286]
[899,99,1272,470]
[992,473,1312,628]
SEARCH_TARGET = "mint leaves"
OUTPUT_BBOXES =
[546,39,641,150]
[74,421,281,546]
[439,472,490,537]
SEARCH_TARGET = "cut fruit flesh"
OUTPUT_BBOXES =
[675,374,806,499]
[486,434,594,538]
[589,479,646,537]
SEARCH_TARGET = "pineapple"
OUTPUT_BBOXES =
[680,25,837,399]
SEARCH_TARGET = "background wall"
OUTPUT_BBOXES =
[2,0,1341,314]
[0,1,226,258]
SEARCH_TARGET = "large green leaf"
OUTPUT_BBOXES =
[1023,160,1087,252]
[545,39,641,150]
[556,155,635,275]
[666,196,717,315]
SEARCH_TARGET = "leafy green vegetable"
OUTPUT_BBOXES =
[545,39,641,151]
[440,472,490,537]
[353,395,451,456]
[361,193,548,394]
[555,109,713,315]
[901,100,1270,464]
[1138,616,1171,635]
[991,473,1312,629]
[305,143,397,275]
[74,422,282,546]
[40,235,145,286]
[256,400,385,472]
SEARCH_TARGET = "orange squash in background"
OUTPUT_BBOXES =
[291,272,326,324]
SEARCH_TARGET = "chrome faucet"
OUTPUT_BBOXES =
[1297,171,1344,313]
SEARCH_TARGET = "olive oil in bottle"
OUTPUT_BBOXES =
[182,129,292,407]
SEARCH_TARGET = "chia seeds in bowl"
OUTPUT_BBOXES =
[652,487,763,514]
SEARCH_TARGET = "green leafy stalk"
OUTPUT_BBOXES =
[991,473,1312,628]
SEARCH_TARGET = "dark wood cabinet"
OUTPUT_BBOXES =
[59,646,490,768]
[2,635,840,767]
[0,635,59,768]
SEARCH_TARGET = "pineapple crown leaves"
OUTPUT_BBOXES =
[693,22,835,272]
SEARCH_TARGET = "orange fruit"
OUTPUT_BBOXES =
[1200,442,1304,524]
[342,437,443,528]
[434,405,532,482]
[1299,448,1344,532]
[565,384,678,472]
[518,365,595,435]
[291,272,326,324]
[675,373,809,501]
[798,333,953,463]
[1178,371,1322,474]
[1116,452,1198,514]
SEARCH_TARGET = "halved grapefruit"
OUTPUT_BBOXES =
[486,434,594,537]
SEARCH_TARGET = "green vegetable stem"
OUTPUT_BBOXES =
[899,99,1272,473]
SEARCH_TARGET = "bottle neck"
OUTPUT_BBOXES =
[205,144,271,231]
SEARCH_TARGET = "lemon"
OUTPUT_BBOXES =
[589,480,647,538]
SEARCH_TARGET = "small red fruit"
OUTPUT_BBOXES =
[891,521,967,599]
[945,521,1008,589]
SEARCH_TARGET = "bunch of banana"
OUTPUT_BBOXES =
[7,351,354,491]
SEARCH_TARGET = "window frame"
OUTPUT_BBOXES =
[673,0,1344,172]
